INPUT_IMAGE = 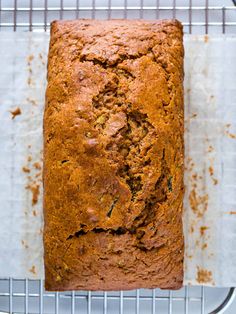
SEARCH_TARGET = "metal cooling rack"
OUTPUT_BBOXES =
[0,279,235,314]
[0,0,236,313]
[0,0,235,33]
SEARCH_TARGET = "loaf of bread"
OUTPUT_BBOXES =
[44,19,184,291]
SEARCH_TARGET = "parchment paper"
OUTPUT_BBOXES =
[0,33,235,287]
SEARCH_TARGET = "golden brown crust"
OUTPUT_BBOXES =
[44,19,184,291]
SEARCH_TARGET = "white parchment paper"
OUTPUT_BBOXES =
[0,33,236,287]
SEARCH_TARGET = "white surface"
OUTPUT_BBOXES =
[184,35,236,287]
[0,33,236,287]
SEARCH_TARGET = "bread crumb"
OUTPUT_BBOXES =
[189,189,208,218]
[208,166,214,176]
[200,226,209,236]
[33,162,42,170]
[29,265,36,275]
[22,166,30,173]
[21,240,29,249]
[208,166,218,185]
[28,155,32,162]
[32,210,37,216]
[225,125,236,139]
[208,145,214,153]
[227,132,236,139]
[10,107,21,119]
[202,243,208,250]
[25,184,40,205]
[204,35,209,43]
[28,77,32,85]
[38,53,46,65]
[27,54,34,63]
[191,113,197,119]
[26,97,37,106]
[196,267,213,284]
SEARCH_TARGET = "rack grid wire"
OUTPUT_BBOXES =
[0,0,236,313]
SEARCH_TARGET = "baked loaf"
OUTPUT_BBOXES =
[44,19,184,291]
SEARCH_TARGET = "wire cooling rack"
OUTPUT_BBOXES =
[0,0,236,313]
[0,279,235,314]
[0,0,235,33]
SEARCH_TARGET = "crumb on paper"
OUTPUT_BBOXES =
[39,228,43,234]
[25,183,40,206]
[202,243,208,250]
[226,131,236,139]
[208,166,214,176]
[200,226,209,236]
[10,107,21,119]
[33,162,42,170]
[35,172,42,178]
[28,155,32,162]
[189,189,208,218]
[204,35,209,43]
[21,240,29,249]
[28,77,32,86]
[38,53,46,65]
[26,97,37,106]
[196,267,213,284]
[22,166,30,173]
[185,159,195,172]
[27,54,34,63]
[208,145,214,153]
[224,125,236,139]
[208,166,218,185]
[191,113,197,119]
[212,178,218,185]
[190,225,194,233]
[29,265,36,275]
[32,210,37,217]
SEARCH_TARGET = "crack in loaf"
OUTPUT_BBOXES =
[44,19,184,291]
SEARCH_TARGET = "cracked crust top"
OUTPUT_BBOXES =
[44,19,184,291]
